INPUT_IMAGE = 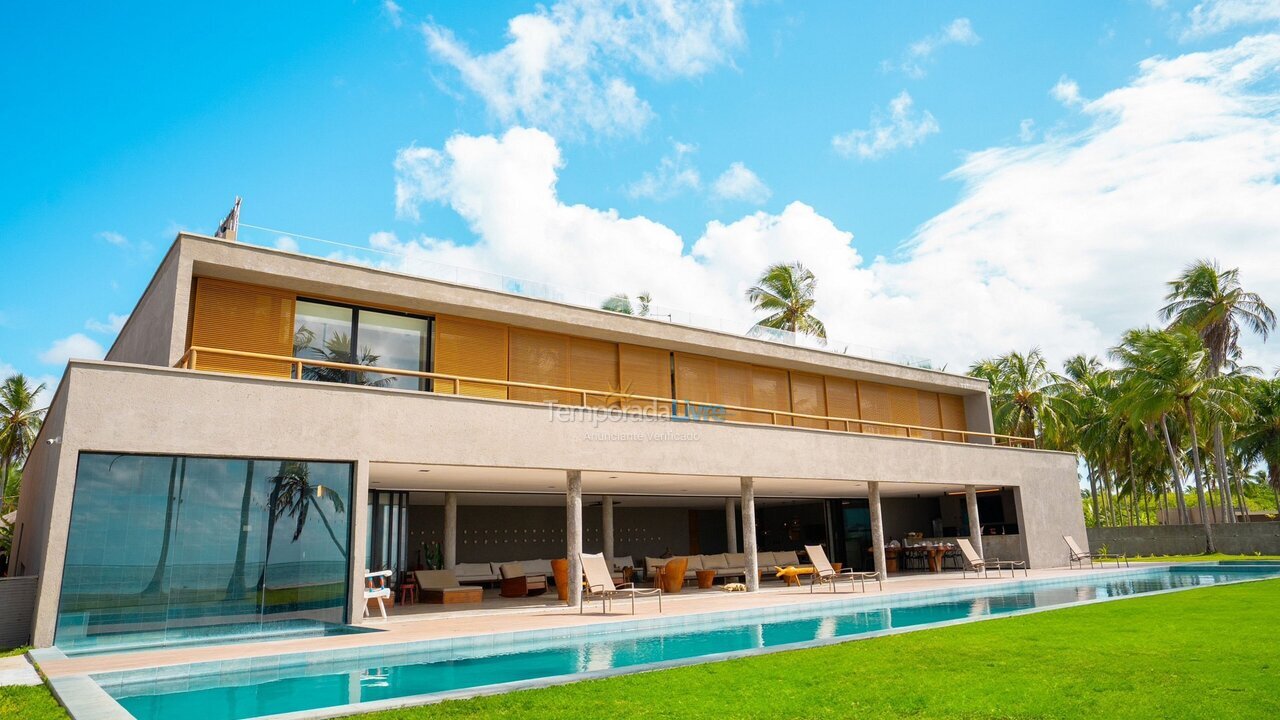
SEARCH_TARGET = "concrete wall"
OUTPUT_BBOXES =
[1087,523,1280,557]
[0,577,37,649]
[104,241,189,367]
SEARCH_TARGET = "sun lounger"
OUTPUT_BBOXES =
[956,538,1027,578]
[804,544,882,593]
[1064,535,1129,569]
[580,552,662,614]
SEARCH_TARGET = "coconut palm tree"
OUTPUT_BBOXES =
[1236,375,1280,500]
[257,461,347,593]
[601,292,652,317]
[1161,259,1276,523]
[0,374,47,508]
[746,262,827,342]
[1110,327,1237,551]
[967,349,1064,442]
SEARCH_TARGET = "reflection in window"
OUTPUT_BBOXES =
[358,311,431,391]
[293,300,431,389]
[55,453,353,652]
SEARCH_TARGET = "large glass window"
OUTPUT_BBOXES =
[293,300,431,390]
[56,453,353,653]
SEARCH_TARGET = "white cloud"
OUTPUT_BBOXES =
[711,162,771,204]
[892,18,981,78]
[1183,0,1280,39]
[38,334,105,366]
[274,235,301,253]
[97,231,128,247]
[383,0,403,28]
[1019,118,1036,142]
[84,313,129,334]
[421,0,745,138]
[381,32,1280,373]
[626,141,701,200]
[832,91,940,160]
[1051,75,1085,107]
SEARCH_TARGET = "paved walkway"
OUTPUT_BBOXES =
[0,655,41,686]
[38,566,1116,680]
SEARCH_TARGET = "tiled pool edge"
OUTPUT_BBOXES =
[53,565,1279,720]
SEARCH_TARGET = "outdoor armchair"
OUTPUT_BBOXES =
[363,569,393,619]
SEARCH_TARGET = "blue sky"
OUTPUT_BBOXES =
[4,1,1280,396]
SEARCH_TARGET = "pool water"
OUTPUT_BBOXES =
[105,564,1280,720]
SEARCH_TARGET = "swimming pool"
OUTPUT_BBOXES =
[86,564,1279,720]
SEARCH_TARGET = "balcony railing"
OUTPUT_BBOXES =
[174,346,1036,449]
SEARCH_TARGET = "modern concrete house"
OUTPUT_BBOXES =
[11,231,1086,651]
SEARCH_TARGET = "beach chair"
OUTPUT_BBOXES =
[956,538,1027,578]
[1064,535,1129,569]
[579,552,662,615]
[804,544,882,593]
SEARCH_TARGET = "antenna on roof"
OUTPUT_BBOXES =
[214,196,242,241]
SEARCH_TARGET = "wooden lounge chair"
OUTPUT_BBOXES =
[956,538,1027,578]
[363,569,392,619]
[579,552,662,615]
[804,544,881,593]
[1064,535,1129,569]
[498,562,548,597]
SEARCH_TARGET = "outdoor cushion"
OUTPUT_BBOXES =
[703,554,728,569]
[776,550,801,565]
[725,552,746,567]
[757,551,777,566]
[499,562,525,580]
[645,556,665,574]
[683,555,705,571]
[610,556,635,571]
[523,558,554,576]
[454,562,496,581]
[415,569,460,590]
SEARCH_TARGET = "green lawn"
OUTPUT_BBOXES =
[5,579,1278,719]
[1127,553,1280,562]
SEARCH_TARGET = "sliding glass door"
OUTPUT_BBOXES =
[293,299,431,390]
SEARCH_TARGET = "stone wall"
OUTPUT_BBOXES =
[1086,522,1280,556]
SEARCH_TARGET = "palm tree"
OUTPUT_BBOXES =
[1161,259,1276,523]
[1110,327,1236,551]
[293,328,393,387]
[746,262,827,342]
[1236,375,1280,502]
[257,461,347,593]
[967,349,1064,442]
[1055,356,1111,525]
[0,375,47,508]
[601,292,652,317]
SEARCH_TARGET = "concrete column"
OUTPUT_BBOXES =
[566,470,583,607]
[966,485,984,557]
[869,481,887,581]
[724,497,738,553]
[602,495,614,562]
[741,477,759,591]
[443,492,458,570]
[347,459,372,625]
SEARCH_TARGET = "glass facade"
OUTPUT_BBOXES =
[56,453,354,652]
[293,299,431,390]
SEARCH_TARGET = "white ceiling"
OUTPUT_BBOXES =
[370,462,981,503]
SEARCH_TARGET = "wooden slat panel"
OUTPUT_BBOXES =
[717,359,755,423]
[619,344,671,410]
[569,337,618,408]
[434,315,508,399]
[824,376,861,432]
[789,372,827,429]
[750,366,791,426]
[858,382,897,435]
[888,385,920,437]
[675,353,718,418]
[509,328,575,404]
[190,278,296,377]
[940,393,968,442]
[916,390,942,440]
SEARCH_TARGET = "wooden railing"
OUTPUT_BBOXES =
[175,346,1036,449]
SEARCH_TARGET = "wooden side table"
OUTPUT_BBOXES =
[695,569,716,589]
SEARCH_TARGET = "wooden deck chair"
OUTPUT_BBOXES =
[579,552,662,615]
[804,544,882,593]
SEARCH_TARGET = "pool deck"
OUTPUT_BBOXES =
[35,565,1132,680]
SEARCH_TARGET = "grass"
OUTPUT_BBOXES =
[0,685,66,720]
[346,578,1280,720]
[5,579,1278,719]
[1126,553,1280,562]
[0,646,30,659]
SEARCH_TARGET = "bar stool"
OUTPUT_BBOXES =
[398,572,418,606]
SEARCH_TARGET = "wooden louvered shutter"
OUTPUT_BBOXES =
[858,382,894,435]
[916,390,942,440]
[750,366,791,426]
[888,386,920,437]
[674,353,718,417]
[939,394,968,442]
[434,315,508,399]
[716,360,753,423]
[189,278,296,377]
[619,344,672,410]
[569,337,619,408]
[825,376,861,432]
[789,372,827,429]
[509,329,574,404]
